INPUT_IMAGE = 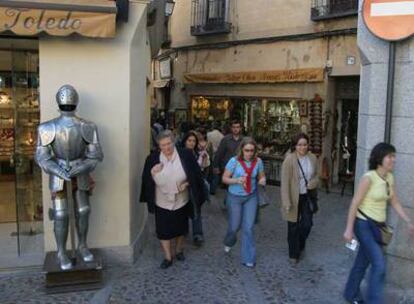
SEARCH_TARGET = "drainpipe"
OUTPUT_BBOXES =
[384,42,396,144]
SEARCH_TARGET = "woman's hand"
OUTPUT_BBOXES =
[258,177,266,186]
[151,164,163,176]
[236,176,247,186]
[343,228,354,243]
[177,181,189,192]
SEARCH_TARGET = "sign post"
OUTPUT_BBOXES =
[363,0,414,143]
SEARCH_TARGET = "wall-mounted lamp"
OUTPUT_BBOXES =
[165,0,175,17]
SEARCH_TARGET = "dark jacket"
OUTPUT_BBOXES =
[140,148,206,218]
[213,134,243,171]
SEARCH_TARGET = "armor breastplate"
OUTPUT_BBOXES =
[51,117,86,161]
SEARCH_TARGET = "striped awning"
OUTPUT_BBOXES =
[0,0,117,38]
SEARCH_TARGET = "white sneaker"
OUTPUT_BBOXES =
[243,262,255,268]
[224,246,231,253]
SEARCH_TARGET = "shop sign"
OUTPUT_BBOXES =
[0,7,116,38]
[363,0,414,41]
[183,68,324,84]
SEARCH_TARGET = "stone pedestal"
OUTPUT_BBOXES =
[43,250,103,294]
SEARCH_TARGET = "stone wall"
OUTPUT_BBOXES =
[356,0,414,288]
[39,1,151,265]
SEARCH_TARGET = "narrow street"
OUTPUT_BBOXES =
[1,187,413,303]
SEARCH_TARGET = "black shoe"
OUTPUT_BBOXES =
[193,235,204,247]
[289,258,299,266]
[160,259,173,269]
[175,252,185,261]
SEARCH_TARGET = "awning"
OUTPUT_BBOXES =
[184,68,325,84]
[0,0,117,38]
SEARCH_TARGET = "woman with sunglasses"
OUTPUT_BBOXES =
[280,133,319,265]
[222,137,266,268]
[343,143,414,304]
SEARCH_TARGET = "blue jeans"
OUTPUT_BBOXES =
[344,218,386,304]
[223,192,258,264]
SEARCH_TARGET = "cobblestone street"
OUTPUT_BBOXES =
[1,187,414,304]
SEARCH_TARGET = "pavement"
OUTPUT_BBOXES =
[1,187,414,304]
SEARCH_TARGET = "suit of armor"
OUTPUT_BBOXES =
[35,85,103,270]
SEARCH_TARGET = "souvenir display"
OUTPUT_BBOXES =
[308,96,324,155]
[0,89,40,162]
[191,96,231,123]
[189,96,302,184]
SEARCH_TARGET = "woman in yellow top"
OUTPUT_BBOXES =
[343,143,414,304]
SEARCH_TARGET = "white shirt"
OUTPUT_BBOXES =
[153,149,189,210]
[297,155,313,195]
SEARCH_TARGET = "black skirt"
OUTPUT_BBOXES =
[155,204,189,240]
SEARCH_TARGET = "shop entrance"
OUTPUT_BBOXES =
[332,76,360,194]
[0,38,43,259]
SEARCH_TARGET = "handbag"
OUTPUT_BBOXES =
[297,159,319,214]
[257,185,270,208]
[358,209,394,246]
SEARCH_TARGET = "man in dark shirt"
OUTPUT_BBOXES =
[213,119,243,185]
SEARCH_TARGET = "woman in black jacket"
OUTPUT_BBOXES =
[140,130,206,269]
[180,131,208,247]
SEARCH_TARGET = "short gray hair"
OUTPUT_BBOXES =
[156,129,175,144]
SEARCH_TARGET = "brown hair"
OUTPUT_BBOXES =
[290,133,310,152]
[237,137,259,160]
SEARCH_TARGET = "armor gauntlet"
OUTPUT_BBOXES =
[35,139,71,181]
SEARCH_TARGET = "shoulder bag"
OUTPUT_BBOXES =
[297,159,319,214]
[358,208,393,246]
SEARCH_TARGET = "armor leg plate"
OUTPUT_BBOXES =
[52,196,72,270]
[75,190,94,262]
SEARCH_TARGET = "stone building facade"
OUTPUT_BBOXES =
[356,0,414,288]
[160,0,360,186]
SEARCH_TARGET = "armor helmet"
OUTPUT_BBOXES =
[56,85,79,109]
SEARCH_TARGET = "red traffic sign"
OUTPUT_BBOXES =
[363,0,414,41]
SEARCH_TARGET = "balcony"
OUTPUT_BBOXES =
[311,0,358,21]
[191,0,231,36]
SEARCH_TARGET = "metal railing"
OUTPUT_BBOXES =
[191,0,231,36]
[311,0,358,21]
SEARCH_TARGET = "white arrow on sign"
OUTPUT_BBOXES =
[371,1,414,16]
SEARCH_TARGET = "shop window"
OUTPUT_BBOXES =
[311,0,358,21]
[191,0,231,36]
[189,96,304,184]
[0,46,43,256]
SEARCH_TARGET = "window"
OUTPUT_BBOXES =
[311,0,358,21]
[191,0,231,36]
